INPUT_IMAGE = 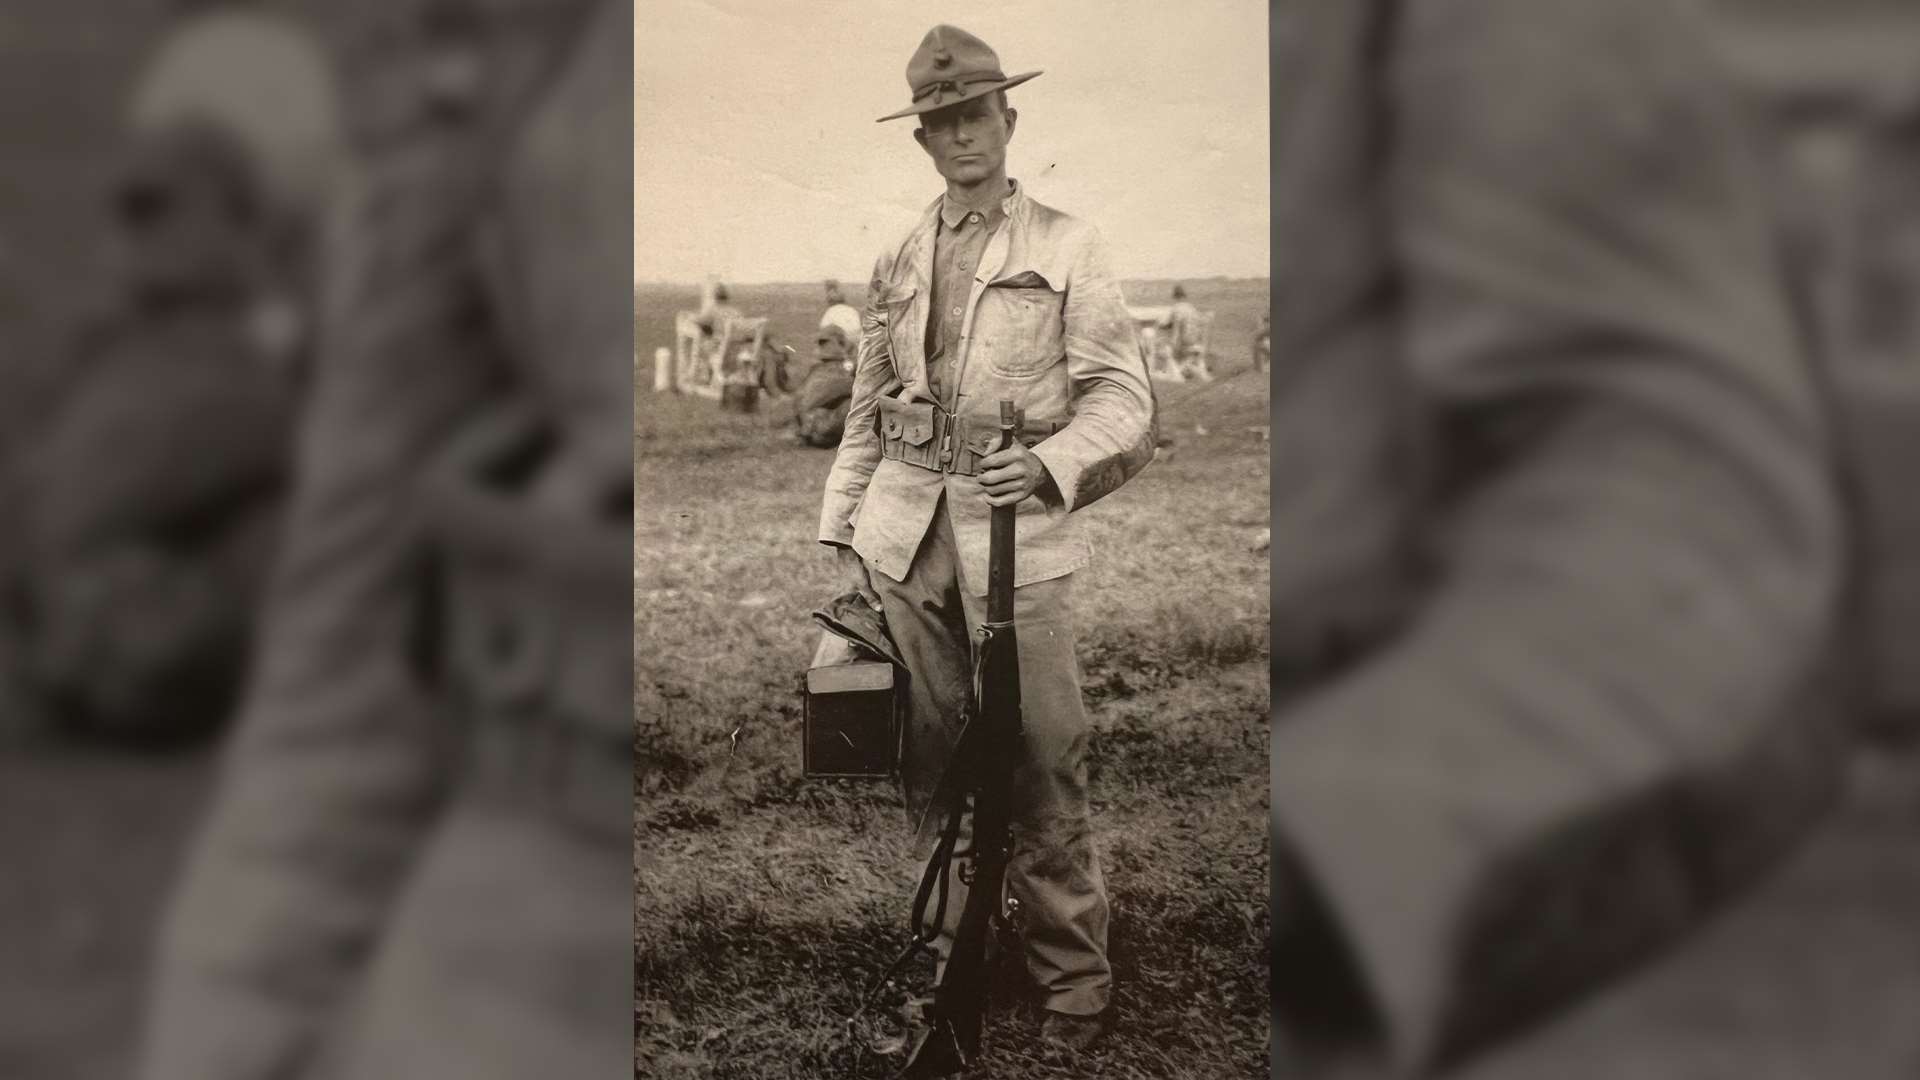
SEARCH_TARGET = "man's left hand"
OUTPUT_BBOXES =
[978,444,1051,507]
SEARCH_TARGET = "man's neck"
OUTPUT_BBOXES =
[944,173,1012,214]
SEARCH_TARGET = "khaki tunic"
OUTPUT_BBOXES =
[818,184,1158,594]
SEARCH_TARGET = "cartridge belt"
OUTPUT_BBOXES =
[874,397,1066,476]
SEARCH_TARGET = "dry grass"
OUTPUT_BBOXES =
[636,278,1273,1079]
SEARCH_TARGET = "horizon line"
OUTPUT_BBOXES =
[633,273,1272,288]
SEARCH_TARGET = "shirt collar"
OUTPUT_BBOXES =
[940,178,1019,230]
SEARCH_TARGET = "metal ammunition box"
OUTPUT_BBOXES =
[802,660,899,779]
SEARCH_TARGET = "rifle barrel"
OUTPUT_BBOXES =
[986,400,1017,624]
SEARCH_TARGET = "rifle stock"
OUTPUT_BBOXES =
[901,400,1023,1077]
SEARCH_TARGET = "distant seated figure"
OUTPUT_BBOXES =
[126,0,344,385]
[696,283,742,337]
[823,278,846,307]
[793,323,856,448]
[819,292,860,350]
[128,0,347,241]
[1253,309,1271,373]
[6,124,301,744]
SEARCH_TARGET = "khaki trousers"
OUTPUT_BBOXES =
[870,495,1111,1016]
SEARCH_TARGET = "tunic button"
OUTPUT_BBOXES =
[950,307,961,317]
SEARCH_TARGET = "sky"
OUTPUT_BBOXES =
[633,1,1269,284]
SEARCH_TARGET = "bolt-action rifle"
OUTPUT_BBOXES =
[892,399,1024,1077]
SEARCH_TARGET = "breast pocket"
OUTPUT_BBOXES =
[979,279,1065,379]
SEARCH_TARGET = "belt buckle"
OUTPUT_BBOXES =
[936,408,957,471]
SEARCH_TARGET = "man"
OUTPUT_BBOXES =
[799,293,862,442]
[0,2,340,748]
[1165,282,1207,378]
[7,124,302,744]
[820,278,860,355]
[136,2,631,1077]
[128,0,348,250]
[696,281,741,337]
[1269,0,1845,1075]
[694,282,749,397]
[819,24,1156,1052]
[128,0,349,383]
[793,321,855,448]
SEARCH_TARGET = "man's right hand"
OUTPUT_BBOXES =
[834,544,882,612]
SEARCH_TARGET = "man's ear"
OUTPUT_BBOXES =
[1003,107,1017,141]
[913,127,931,156]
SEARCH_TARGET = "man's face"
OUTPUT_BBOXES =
[816,329,850,364]
[914,94,1016,187]
[113,173,253,303]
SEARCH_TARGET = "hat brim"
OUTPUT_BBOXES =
[875,70,1042,123]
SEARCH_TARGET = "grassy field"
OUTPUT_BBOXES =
[634,278,1274,1079]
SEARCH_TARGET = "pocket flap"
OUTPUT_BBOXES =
[989,269,1058,291]
[876,397,935,446]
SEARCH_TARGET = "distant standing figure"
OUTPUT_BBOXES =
[1166,284,1211,380]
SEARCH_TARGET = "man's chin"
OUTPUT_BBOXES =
[944,164,993,185]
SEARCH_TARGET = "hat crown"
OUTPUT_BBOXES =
[906,25,1004,96]
[876,24,1039,122]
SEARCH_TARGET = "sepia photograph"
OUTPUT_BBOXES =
[10,0,1920,1078]
[633,3,1271,1077]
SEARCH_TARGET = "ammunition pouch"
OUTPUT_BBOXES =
[419,400,631,844]
[875,398,1066,477]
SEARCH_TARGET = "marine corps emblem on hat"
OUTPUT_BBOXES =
[876,25,1041,123]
